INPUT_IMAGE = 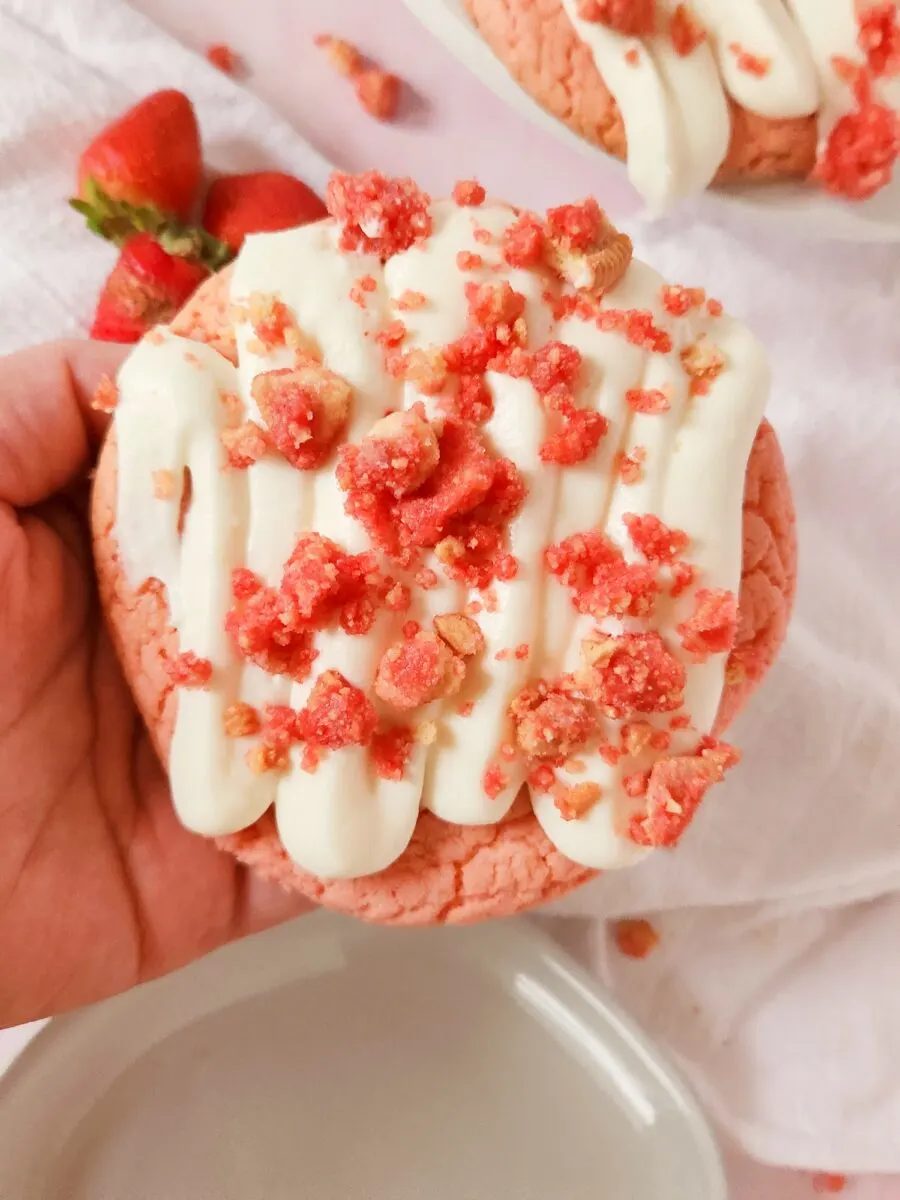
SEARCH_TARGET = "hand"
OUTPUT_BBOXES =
[0,340,309,1028]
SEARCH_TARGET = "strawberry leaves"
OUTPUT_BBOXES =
[71,178,234,272]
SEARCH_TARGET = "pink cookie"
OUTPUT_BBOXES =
[92,173,797,925]
[463,0,900,207]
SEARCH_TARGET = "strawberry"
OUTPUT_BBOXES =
[202,171,327,252]
[73,90,203,240]
[89,233,210,344]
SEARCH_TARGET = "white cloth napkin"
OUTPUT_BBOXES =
[3,0,900,1175]
[547,210,900,1170]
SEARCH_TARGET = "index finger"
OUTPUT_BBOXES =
[0,338,129,508]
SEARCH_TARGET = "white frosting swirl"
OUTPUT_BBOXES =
[558,0,900,209]
[113,199,768,879]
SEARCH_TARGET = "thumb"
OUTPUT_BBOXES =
[0,339,129,508]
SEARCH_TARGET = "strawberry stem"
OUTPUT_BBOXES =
[70,178,234,271]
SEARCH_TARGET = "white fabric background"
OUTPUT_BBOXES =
[2,0,900,1179]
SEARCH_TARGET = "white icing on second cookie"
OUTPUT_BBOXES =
[113,198,768,880]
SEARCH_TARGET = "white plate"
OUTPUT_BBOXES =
[0,914,725,1199]
[403,0,900,243]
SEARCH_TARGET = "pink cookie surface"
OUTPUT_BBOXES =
[92,270,797,926]
[463,0,819,184]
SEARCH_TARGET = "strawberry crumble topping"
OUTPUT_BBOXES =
[546,530,659,619]
[858,4,900,78]
[530,341,583,393]
[440,280,530,384]
[660,284,706,316]
[453,180,487,206]
[670,4,706,56]
[578,633,686,718]
[221,421,268,469]
[376,319,406,349]
[621,721,670,756]
[259,704,301,757]
[223,702,261,738]
[206,44,242,76]
[340,414,525,588]
[433,457,526,588]
[252,362,351,469]
[681,337,726,396]
[626,387,670,415]
[326,170,432,258]
[465,279,527,333]
[811,1174,848,1195]
[816,76,900,200]
[445,374,493,423]
[596,309,673,354]
[166,652,213,688]
[670,561,696,599]
[728,43,771,77]
[371,725,416,780]
[414,569,438,591]
[501,212,546,268]
[677,588,738,657]
[337,407,439,498]
[511,684,596,759]
[576,0,656,37]
[623,513,689,563]
[482,763,510,799]
[623,771,649,798]
[245,293,301,353]
[400,347,449,394]
[457,250,484,271]
[397,289,427,311]
[374,633,465,710]
[225,577,314,679]
[433,612,485,657]
[612,918,660,958]
[546,197,607,253]
[355,69,401,121]
[298,670,377,752]
[543,198,634,293]
[617,446,646,484]
[314,34,362,77]
[555,781,602,821]
[395,420,497,547]
[529,763,557,793]
[349,274,378,308]
[315,36,402,121]
[225,534,387,680]
[540,396,609,466]
[629,740,739,846]
[246,743,290,775]
[514,339,608,465]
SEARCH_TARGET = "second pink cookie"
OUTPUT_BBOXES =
[463,0,900,208]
